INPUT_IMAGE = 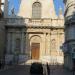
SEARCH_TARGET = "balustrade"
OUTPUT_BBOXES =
[6,18,64,27]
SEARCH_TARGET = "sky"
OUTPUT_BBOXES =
[8,0,64,15]
[54,0,64,15]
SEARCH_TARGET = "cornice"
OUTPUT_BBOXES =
[5,25,64,29]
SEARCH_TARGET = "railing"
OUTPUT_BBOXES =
[6,18,25,25]
[6,18,64,27]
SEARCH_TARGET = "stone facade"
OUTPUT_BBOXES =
[0,0,5,64]
[63,0,75,70]
[4,0,64,64]
[0,19,5,64]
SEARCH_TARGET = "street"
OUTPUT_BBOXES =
[0,64,73,75]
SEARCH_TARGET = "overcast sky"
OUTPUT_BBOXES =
[2,0,64,15]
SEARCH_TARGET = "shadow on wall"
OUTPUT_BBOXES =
[4,6,30,66]
[4,0,33,66]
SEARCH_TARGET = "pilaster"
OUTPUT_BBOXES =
[46,33,50,55]
[43,33,46,55]
[7,33,11,54]
[11,33,15,53]
[26,33,29,55]
[21,32,24,54]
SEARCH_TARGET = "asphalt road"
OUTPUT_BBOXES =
[0,64,73,75]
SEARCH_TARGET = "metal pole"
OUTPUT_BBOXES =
[73,71,74,75]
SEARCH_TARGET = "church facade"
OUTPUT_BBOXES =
[4,0,64,64]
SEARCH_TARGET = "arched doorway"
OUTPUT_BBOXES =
[30,35,41,59]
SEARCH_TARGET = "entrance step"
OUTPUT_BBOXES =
[25,60,42,65]
[25,59,48,65]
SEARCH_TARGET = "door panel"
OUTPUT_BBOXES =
[31,43,40,59]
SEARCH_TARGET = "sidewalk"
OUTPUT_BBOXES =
[0,65,16,72]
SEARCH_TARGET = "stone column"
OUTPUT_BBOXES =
[57,31,60,55]
[47,33,50,55]
[43,33,46,55]
[59,32,64,56]
[21,32,24,54]
[11,33,15,53]
[50,32,51,56]
[25,33,29,55]
[7,33,11,54]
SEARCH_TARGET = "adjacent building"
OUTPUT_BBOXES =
[3,0,64,64]
[0,0,5,64]
[63,0,75,70]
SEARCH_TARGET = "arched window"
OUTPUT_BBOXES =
[32,2,41,19]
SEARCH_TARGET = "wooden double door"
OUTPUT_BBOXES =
[31,43,40,59]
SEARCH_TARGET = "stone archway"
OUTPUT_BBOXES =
[30,35,41,59]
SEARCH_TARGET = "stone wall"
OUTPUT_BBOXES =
[0,19,5,63]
